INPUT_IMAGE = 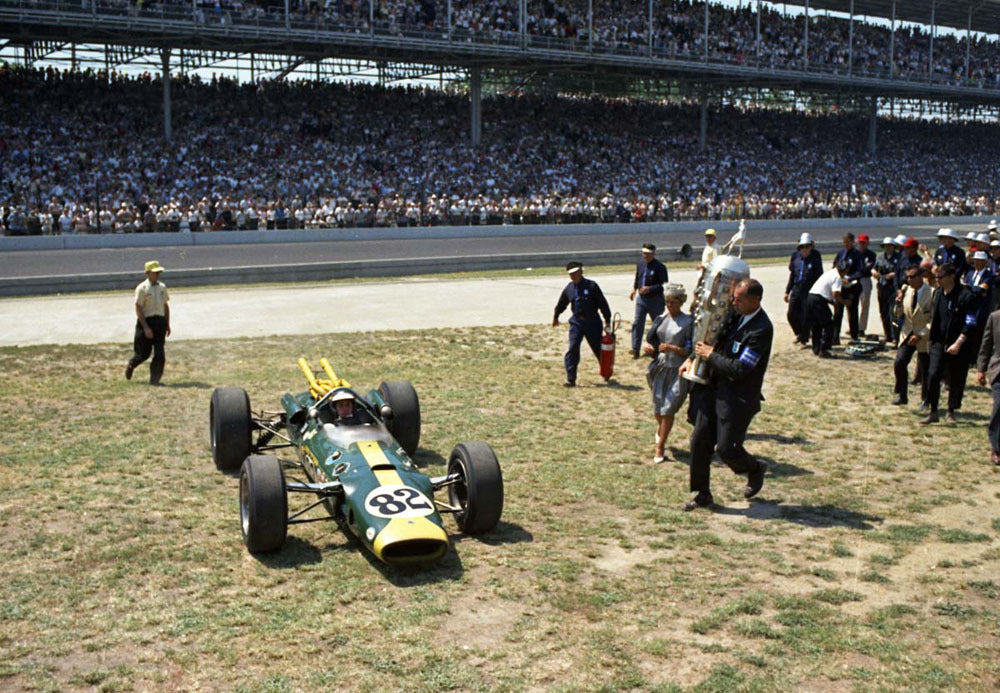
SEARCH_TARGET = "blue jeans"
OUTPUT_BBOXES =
[631,293,664,352]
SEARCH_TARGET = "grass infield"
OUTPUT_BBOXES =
[1,325,999,692]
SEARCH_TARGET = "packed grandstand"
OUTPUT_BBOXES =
[2,62,999,234]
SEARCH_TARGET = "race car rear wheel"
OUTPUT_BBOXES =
[210,387,252,472]
[378,381,421,455]
[447,442,503,534]
[240,455,287,553]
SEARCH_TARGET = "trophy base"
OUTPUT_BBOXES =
[682,371,709,385]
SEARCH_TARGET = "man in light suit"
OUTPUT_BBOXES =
[679,278,773,510]
[892,265,934,407]
[976,308,1000,465]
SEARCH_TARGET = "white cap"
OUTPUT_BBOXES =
[966,231,978,240]
[991,240,1000,248]
[937,228,959,240]
[882,236,895,246]
[797,232,813,247]
[973,250,989,261]
[330,390,355,403]
[989,220,997,231]
[977,233,990,244]
[893,234,908,247]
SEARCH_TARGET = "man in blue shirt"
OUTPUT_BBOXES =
[784,233,823,346]
[933,228,967,277]
[873,236,901,345]
[833,233,864,343]
[553,262,612,387]
[628,243,668,358]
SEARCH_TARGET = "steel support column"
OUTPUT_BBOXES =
[371,0,375,37]
[648,0,653,56]
[929,0,935,82]
[965,6,972,83]
[470,67,481,148]
[699,91,708,152]
[868,97,876,157]
[755,0,761,64]
[848,0,853,76]
[447,0,451,39]
[161,48,172,144]
[587,0,592,51]
[803,0,809,67]
[285,0,290,30]
[519,0,526,48]
[703,1,709,62]
[890,0,895,77]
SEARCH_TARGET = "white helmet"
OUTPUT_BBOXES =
[797,233,813,247]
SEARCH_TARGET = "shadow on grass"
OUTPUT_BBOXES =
[746,432,812,445]
[364,542,466,586]
[452,520,533,547]
[665,450,812,478]
[600,378,643,391]
[253,535,328,568]
[410,447,447,469]
[162,381,214,389]
[715,500,881,530]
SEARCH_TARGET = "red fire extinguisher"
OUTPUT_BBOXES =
[600,313,622,381]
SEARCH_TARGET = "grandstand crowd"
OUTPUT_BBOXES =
[3,66,1000,234]
[110,0,1000,87]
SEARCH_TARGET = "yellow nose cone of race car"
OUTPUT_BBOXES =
[373,516,449,564]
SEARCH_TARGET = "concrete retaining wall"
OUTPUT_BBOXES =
[0,215,977,252]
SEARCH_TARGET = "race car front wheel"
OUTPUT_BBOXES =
[240,455,288,553]
[378,381,421,455]
[447,442,503,534]
[210,387,252,472]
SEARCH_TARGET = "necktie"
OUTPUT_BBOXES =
[911,288,918,312]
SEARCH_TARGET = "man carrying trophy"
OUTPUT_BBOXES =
[679,260,773,511]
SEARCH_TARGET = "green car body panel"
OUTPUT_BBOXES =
[280,390,449,564]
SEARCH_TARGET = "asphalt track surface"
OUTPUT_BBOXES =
[0,264,835,349]
[0,218,967,279]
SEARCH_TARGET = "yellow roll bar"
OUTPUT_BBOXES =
[298,357,350,400]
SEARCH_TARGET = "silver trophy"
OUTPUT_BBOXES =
[683,223,750,385]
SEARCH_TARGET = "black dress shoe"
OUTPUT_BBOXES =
[892,394,907,406]
[919,412,939,425]
[744,462,768,499]
[563,381,576,387]
[918,401,930,412]
[818,350,833,359]
[125,364,134,380]
[682,493,713,511]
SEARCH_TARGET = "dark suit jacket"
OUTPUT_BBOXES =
[705,309,774,417]
[977,309,1000,384]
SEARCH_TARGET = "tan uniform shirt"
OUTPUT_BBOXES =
[897,283,933,352]
[135,279,169,318]
[701,244,717,267]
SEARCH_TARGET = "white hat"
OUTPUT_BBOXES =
[966,231,978,241]
[882,236,895,246]
[973,250,989,261]
[991,240,1000,248]
[989,220,997,231]
[893,234,908,247]
[330,390,355,403]
[797,233,813,247]
[976,233,990,244]
[937,228,958,240]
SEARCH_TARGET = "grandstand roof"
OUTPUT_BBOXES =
[799,0,1000,36]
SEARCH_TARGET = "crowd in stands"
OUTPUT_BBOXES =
[3,66,1000,234]
[79,0,1000,87]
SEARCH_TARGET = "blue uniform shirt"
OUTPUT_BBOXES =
[785,249,823,293]
[632,257,668,295]
[554,278,612,324]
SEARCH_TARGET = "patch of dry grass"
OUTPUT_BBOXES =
[1,325,999,692]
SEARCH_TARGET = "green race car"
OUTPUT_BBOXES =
[208,358,503,565]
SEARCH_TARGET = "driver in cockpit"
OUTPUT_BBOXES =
[330,389,362,425]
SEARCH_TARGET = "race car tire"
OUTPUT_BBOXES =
[448,442,503,534]
[210,386,252,472]
[240,455,287,553]
[378,381,421,455]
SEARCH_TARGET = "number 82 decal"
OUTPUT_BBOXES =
[364,485,434,518]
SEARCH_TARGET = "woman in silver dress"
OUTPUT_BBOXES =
[643,283,694,463]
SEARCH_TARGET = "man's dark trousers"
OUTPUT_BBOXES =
[631,293,664,353]
[990,379,1000,454]
[566,316,603,384]
[805,294,834,355]
[894,342,928,404]
[688,385,764,495]
[833,284,861,340]
[129,315,167,384]
[787,286,809,343]
[877,284,898,344]
[926,343,970,413]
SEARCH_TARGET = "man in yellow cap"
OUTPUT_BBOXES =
[125,260,171,385]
